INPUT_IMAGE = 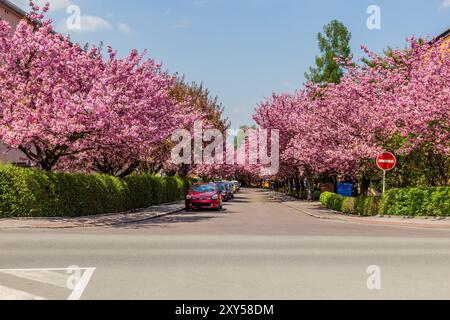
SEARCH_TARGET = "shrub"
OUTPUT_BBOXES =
[320,192,334,208]
[342,197,357,214]
[321,188,450,217]
[123,174,153,210]
[355,196,383,216]
[321,192,380,216]
[381,188,450,217]
[163,176,180,204]
[0,165,192,218]
[148,176,165,205]
[320,192,344,211]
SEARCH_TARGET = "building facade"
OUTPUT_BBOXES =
[436,28,450,48]
[0,0,25,29]
[0,0,29,165]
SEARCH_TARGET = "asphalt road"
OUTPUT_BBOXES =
[1,189,450,300]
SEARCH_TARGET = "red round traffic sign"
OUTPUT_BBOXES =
[376,152,397,171]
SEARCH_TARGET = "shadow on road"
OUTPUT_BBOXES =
[255,190,299,203]
[226,198,250,204]
[112,209,230,230]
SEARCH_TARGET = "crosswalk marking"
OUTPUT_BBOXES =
[0,269,69,288]
[0,285,46,301]
[68,268,96,300]
[0,267,96,300]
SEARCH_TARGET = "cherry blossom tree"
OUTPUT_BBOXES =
[0,3,198,177]
[253,37,450,193]
[71,48,189,178]
[0,3,105,170]
[165,79,230,177]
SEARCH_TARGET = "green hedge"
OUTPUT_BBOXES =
[355,196,383,216]
[0,165,192,218]
[320,188,450,217]
[320,192,345,211]
[381,188,450,217]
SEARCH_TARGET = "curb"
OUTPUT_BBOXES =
[110,208,185,227]
[0,207,186,230]
[285,204,347,222]
[285,203,450,230]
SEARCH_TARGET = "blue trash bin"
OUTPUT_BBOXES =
[337,183,353,197]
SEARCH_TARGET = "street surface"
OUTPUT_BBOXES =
[1,189,450,300]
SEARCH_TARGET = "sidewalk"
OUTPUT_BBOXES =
[266,191,450,230]
[0,202,185,230]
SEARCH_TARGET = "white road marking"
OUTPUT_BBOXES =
[67,268,95,300]
[0,285,46,300]
[0,270,68,288]
[68,268,96,301]
[0,267,96,300]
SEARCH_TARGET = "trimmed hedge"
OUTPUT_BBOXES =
[0,165,192,218]
[320,188,450,217]
[320,192,345,212]
[355,196,383,216]
[381,188,450,217]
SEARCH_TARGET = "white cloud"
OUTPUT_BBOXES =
[14,0,132,35]
[12,0,73,12]
[58,15,113,34]
[117,22,132,34]
[442,0,450,8]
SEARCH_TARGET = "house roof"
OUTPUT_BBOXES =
[0,0,27,17]
[436,28,450,41]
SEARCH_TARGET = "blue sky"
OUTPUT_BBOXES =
[12,0,450,128]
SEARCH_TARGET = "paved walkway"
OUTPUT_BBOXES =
[264,191,450,230]
[0,202,184,229]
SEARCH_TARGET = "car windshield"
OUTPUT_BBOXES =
[191,185,217,193]
[216,183,226,191]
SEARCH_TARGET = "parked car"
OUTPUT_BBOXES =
[224,181,235,199]
[215,182,232,202]
[231,180,240,193]
[186,184,222,211]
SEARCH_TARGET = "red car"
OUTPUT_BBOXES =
[186,184,223,211]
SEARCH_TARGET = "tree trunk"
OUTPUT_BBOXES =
[360,176,371,197]
[118,161,141,179]
[305,167,314,201]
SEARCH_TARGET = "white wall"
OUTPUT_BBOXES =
[0,2,28,165]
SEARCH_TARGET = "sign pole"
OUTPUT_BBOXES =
[376,152,397,197]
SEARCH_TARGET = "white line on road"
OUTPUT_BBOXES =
[68,268,96,301]
[0,267,96,300]
[0,285,46,300]
[0,268,96,272]
[0,270,69,288]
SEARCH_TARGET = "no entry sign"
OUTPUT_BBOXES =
[376,152,397,171]
[377,152,397,195]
